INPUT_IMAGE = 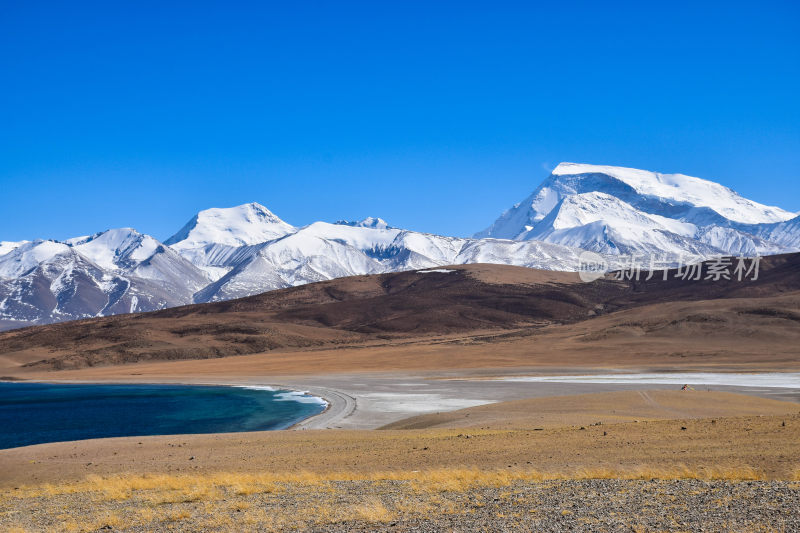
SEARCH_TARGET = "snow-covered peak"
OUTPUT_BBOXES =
[0,240,72,278]
[335,217,391,229]
[67,228,161,271]
[165,202,296,249]
[478,162,797,247]
[552,163,794,225]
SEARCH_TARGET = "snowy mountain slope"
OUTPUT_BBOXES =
[191,217,622,303]
[518,192,721,256]
[0,241,28,258]
[68,228,208,291]
[178,220,401,283]
[194,224,394,302]
[454,238,625,271]
[0,248,118,323]
[382,232,470,268]
[0,244,194,326]
[695,226,791,256]
[67,229,161,270]
[0,240,72,279]
[166,202,296,247]
[747,215,800,252]
[301,221,403,252]
[188,221,467,302]
[478,163,797,256]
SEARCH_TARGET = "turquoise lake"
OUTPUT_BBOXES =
[0,382,326,449]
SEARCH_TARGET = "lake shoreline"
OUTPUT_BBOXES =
[3,369,800,438]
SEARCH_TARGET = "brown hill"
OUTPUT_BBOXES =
[1,253,799,372]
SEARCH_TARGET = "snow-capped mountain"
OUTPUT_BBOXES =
[68,228,208,292]
[164,203,297,280]
[2,162,798,330]
[0,230,207,328]
[477,163,798,257]
[0,239,197,329]
[166,202,296,249]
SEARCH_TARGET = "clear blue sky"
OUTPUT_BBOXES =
[1,1,798,242]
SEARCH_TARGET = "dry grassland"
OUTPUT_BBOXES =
[2,467,798,532]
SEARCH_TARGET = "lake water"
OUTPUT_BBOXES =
[0,382,327,450]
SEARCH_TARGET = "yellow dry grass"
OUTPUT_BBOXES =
[3,465,770,502]
[349,496,395,522]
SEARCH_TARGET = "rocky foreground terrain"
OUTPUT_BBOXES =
[2,476,797,532]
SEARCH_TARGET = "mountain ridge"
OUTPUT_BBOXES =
[3,252,798,371]
[2,162,799,330]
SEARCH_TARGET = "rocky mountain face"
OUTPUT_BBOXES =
[2,163,798,330]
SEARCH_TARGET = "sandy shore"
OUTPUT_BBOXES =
[279,371,800,429]
[10,367,800,432]
[2,376,800,487]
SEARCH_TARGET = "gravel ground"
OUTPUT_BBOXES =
[310,480,798,532]
[2,479,798,532]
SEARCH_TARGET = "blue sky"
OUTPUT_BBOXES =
[1,1,799,242]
